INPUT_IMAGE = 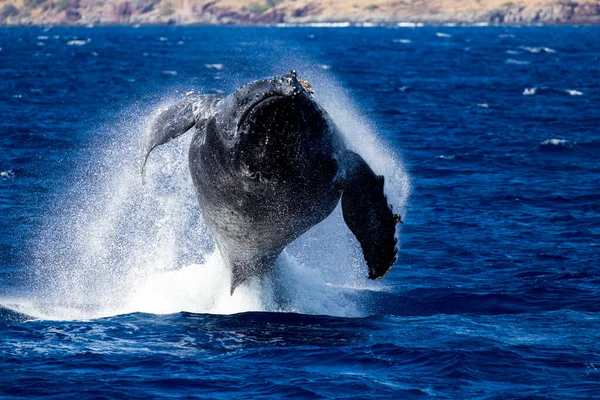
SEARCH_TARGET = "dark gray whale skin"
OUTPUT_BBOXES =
[143,71,400,294]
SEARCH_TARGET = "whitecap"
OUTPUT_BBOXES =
[436,32,452,38]
[37,35,48,40]
[204,63,223,70]
[535,139,578,152]
[397,22,418,27]
[519,46,555,54]
[437,155,455,160]
[523,88,536,95]
[393,39,411,44]
[506,59,530,65]
[541,139,572,146]
[67,40,87,46]
[475,103,489,108]
[162,70,177,76]
[565,89,583,96]
[320,64,331,70]
[159,37,168,41]
[1,170,15,179]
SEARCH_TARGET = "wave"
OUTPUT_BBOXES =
[532,139,579,155]
[204,63,224,70]
[523,87,584,96]
[0,170,15,179]
[397,22,424,28]
[66,39,89,46]
[518,46,556,54]
[506,59,530,65]
[565,89,583,96]
[529,138,600,159]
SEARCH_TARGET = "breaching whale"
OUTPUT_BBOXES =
[142,71,402,294]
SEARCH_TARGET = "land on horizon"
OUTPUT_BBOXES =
[0,0,599,26]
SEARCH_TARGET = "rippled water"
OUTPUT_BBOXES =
[1,26,599,398]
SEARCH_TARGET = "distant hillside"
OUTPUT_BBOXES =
[1,0,599,25]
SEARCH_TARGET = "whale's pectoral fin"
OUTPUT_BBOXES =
[141,93,220,179]
[341,151,399,280]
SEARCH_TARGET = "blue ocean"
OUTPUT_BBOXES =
[1,26,599,398]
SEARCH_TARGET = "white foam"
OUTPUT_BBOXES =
[67,39,88,46]
[393,39,412,44]
[519,46,555,54]
[436,32,452,38]
[565,89,583,96]
[541,139,572,146]
[1,170,15,178]
[204,63,224,70]
[523,87,536,95]
[397,22,423,28]
[305,22,351,28]
[506,59,530,65]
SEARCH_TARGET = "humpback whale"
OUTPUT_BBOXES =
[143,71,401,294]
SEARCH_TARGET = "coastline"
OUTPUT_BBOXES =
[1,0,599,26]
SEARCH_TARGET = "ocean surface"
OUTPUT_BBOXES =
[1,26,599,398]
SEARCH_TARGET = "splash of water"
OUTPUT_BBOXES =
[16,70,410,321]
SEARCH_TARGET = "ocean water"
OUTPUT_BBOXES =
[1,26,599,398]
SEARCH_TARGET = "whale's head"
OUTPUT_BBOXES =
[212,71,335,183]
